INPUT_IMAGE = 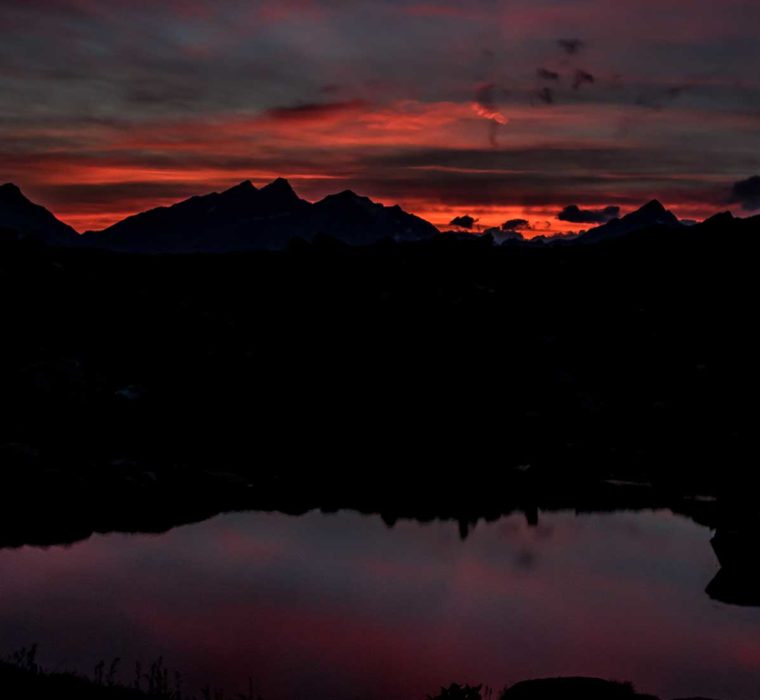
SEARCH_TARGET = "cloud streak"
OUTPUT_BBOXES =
[261,100,369,123]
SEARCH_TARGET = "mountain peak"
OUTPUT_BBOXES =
[639,199,667,214]
[579,198,681,243]
[225,180,257,193]
[219,181,259,202]
[319,190,374,208]
[261,177,297,196]
[622,199,678,226]
[0,182,26,202]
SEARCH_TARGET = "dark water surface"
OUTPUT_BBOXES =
[1,510,758,700]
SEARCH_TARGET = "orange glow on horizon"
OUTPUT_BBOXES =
[45,187,716,237]
[5,99,734,233]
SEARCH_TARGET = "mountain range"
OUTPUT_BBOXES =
[0,179,438,252]
[80,178,439,252]
[0,178,753,252]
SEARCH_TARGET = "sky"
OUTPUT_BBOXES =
[1,0,760,234]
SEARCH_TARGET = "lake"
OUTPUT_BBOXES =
[0,509,758,700]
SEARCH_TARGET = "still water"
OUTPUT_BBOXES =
[0,509,758,700]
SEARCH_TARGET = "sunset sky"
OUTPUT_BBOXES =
[2,0,760,233]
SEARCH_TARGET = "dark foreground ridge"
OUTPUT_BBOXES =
[1,207,760,547]
[0,657,718,700]
[0,179,440,251]
[0,179,739,253]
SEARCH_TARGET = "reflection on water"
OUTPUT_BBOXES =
[0,510,758,700]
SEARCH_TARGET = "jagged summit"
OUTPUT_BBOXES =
[259,177,301,207]
[217,180,259,205]
[261,177,295,194]
[224,180,257,193]
[624,200,680,227]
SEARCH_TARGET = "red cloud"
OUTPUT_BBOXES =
[261,100,369,123]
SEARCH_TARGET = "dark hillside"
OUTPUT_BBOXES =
[1,215,759,543]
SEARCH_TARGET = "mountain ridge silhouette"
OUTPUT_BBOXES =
[0,182,78,246]
[1,179,755,252]
[79,178,438,252]
[578,199,683,243]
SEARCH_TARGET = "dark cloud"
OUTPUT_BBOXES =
[355,144,730,211]
[483,219,533,243]
[475,84,498,111]
[558,39,584,55]
[536,87,555,104]
[262,100,367,122]
[537,68,560,81]
[730,176,760,211]
[125,81,200,108]
[635,84,693,111]
[572,69,595,90]
[502,218,530,231]
[39,181,208,204]
[449,215,477,229]
[558,204,620,224]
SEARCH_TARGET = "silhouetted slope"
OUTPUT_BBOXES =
[3,210,760,483]
[0,183,78,245]
[258,176,308,213]
[81,179,311,252]
[580,200,683,242]
[1,212,760,553]
[310,189,437,245]
[84,179,437,252]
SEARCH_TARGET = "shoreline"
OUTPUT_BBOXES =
[0,463,722,550]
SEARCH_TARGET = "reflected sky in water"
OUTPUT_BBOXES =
[1,510,758,700]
